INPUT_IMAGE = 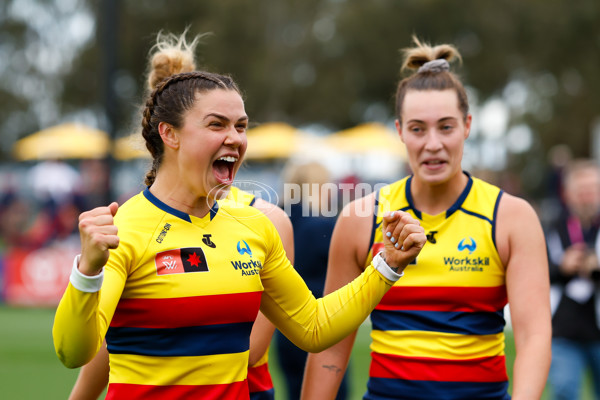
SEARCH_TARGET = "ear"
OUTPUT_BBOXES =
[158,122,179,149]
[464,114,472,140]
[395,119,405,143]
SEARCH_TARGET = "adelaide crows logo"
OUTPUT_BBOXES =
[458,237,477,254]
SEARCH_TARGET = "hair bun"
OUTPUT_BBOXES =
[417,59,450,74]
[146,31,201,91]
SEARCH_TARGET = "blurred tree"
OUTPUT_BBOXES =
[1,0,599,199]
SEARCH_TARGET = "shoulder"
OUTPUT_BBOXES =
[333,191,377,260]
[340,190,378,222]
[252,198,293,236]
[114,191,161,228]
[496,192,544,262]
[497,192,538,220]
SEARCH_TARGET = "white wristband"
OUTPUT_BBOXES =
[372,251,403,282]
[70,254,104,293]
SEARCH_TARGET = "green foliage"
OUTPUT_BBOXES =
[2,0,600,198]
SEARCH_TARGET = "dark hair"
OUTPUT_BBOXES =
[395,36,468,123]
[140,31,241,186]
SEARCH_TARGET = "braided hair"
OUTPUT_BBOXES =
[140,31,241,186]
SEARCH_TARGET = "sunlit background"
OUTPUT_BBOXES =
[1,0,599,398]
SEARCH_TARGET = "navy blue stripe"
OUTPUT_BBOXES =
[458,207,493,224]
[250,388,275,400]
[143,188,221,222]
[368,190,380,253]
[364,377,510,400]
[405,176,422,219]
[105,321,253,357]
[447,174,473,218]
[248,196,256,207]
[492,190,503,250]
[209,200,219,220]
[143,188,191,222]
[371,309,505,335]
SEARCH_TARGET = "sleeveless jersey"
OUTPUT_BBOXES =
[363,174,509,400]
[54,188,394,399]
[226,187,275,400]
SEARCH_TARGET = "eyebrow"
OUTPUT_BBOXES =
[204,113,249,123]
[407,116,458,124]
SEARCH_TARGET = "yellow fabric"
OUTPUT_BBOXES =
[370,330,506,359]
[53,190,394,389]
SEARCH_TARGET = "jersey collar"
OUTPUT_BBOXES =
[405,171,473,220]
[143,187,220,222]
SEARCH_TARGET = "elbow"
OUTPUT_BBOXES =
[56,349,86,369]
[296,340,330,353]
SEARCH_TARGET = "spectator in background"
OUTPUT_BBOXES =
[275,161,350,400]
[27,159,82,205]
[546,159,600,400]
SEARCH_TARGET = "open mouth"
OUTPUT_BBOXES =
[423,159,446,168]
[213,156,237,185]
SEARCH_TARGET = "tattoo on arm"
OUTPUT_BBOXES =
[322,364,343,375]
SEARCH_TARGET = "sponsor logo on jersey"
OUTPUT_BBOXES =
[232,240,260,276]
[231,258,263,276]
[426,231,438,244]
[155,223,171,243]
[202,234,216,248]
[237,240,252,257]
[444,237,488,271]
[458,237,476,254]
[155,247,209,275]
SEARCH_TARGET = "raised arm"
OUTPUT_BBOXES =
[259,204,423,353]
[53,202,121,369]
[249,199,295,365]
[301,195,377,399]
[497,194,551,400]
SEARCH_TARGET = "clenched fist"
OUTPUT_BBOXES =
[77,202,120,276]
[380,210,426,274]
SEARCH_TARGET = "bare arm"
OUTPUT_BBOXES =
[68,341,109,400]
[301,195,375,399]
[249,199,294,365]
[497,194,551,400]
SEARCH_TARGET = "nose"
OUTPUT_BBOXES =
[224,126,245,148]
[424,131,443,151]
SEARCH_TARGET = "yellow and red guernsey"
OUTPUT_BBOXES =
[54,188,397,399]
[364,173,510,400]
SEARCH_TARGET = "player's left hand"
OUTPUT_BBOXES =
[380,211,426,274]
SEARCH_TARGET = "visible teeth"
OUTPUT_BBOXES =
[218,156,237,162]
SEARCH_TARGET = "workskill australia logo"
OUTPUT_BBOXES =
[237,240,252,257]
[457,237,476,254]
[444,237,489,271]
[232,240,262,276]
[155,247,209,275]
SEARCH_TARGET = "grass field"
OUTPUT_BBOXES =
[0,305,592,399]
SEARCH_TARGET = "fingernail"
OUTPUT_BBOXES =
[386,232,391,238]
[390,237,396,243]
[395,243,399,248]
[391,211,396,217]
